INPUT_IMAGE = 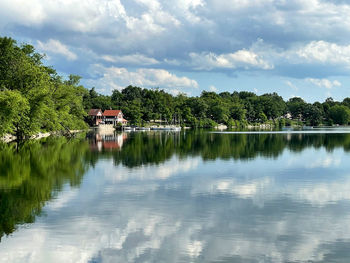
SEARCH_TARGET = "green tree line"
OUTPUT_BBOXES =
[86,86,350,127]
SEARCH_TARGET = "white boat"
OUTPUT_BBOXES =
[170,126,181,131]
[136,127,151,131]
[151,126,181,131]
[123,126,135,131]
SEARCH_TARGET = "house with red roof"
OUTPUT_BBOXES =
[88,109,103,126]
[88,109,127,126]
[103,110,128,126]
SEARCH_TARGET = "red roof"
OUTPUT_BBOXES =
[88,109,102,116]
[103,110,121,117]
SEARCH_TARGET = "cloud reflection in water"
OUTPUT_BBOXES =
[1,132,350,262]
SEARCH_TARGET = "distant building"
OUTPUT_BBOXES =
[103,110,128,126]
[88,109,128,126]
[88,109,103,126]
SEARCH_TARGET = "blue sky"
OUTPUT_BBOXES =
[1,0,350,102]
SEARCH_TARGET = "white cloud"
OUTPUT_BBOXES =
[296,41,350,65]
[0,0,128,33]
[171,0,205,23]
[0,0,46,26]
[189,50,273,70]
[87,64,199,93]
[246,40,350,76]
[37,39,77,61]
[306,78,341,89]
[133,0,181,27]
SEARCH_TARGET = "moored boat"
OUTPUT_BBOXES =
[123,126,136,131]
[136,127,151,131]
[151,126,181,131]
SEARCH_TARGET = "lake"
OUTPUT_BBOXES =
[1,129,350,262]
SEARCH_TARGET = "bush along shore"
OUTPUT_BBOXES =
[2,36,350,143]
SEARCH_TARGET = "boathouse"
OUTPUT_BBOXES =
[103,110,128,126]
[88,109,103,126]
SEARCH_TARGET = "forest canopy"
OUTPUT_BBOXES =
[85,85,350,128]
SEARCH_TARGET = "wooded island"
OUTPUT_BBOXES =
[1,37,350,139]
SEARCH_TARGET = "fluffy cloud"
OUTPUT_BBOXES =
[0,0,128,33]
[306,78,342,89]
[189,50,273,70]
[86,64,199,94]
[244,40,350,78]
[37,39,77,61]
[296,41,350,65]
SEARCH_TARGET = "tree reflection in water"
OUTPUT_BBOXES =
[88,130,350,168]
[0,135,90,240]
[2,130,350,242]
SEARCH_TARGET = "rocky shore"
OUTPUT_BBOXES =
[1,130,84,143]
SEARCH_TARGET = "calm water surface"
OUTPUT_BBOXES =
[1,129,350,262]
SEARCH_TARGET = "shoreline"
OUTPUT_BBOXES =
[1,130,85,143]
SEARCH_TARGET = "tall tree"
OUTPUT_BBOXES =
[0,37,88,137]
